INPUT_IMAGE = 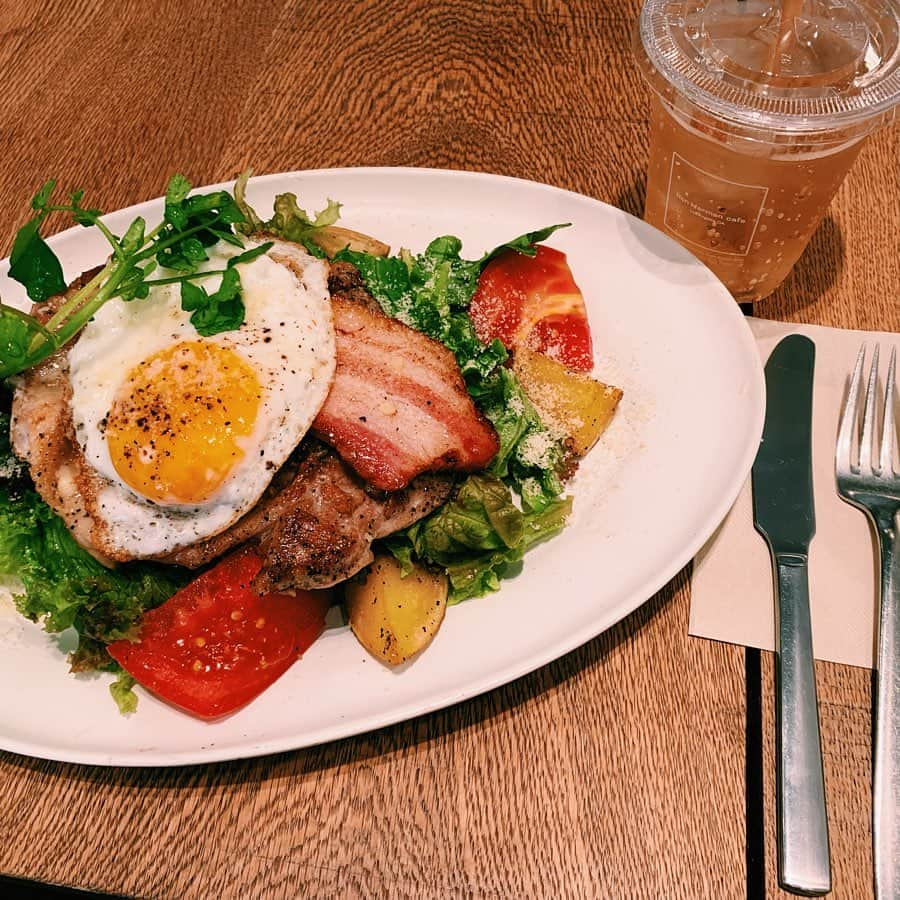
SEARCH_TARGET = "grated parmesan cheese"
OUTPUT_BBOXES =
[517,429,557,469]
[507,392,525,417]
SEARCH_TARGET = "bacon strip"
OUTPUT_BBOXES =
[312,296,499,491]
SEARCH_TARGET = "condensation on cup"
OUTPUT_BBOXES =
[634,0,900,302]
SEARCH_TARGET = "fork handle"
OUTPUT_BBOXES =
[874,515,900,900]
[774,554,831,895]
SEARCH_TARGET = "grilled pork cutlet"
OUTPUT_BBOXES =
[165,439,453,590]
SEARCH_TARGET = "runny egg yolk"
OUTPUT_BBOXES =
[106,341,262,505]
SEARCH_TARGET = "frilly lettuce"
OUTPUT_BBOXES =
[0,413,187,695]
[233,170,340,258]
[385,475,571,604]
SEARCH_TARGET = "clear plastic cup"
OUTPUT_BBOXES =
[634,0,900,302]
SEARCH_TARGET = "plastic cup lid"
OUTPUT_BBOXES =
[636,0,900,134]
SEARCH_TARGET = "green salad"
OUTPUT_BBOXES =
[0,172,576,711]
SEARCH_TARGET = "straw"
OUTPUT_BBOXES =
[766,0,805,75]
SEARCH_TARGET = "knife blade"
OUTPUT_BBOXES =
[751,333,831,896]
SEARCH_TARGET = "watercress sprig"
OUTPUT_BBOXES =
[0,174,268,379]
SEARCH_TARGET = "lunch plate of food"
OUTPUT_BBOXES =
[0,167,764,766]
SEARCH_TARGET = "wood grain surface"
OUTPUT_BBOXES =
[0,1,896,897]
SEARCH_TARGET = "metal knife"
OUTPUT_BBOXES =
[751,334,831,896]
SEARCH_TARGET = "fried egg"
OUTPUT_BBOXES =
[66,238,335,558]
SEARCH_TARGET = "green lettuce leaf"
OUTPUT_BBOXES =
[0,412,188,672]
[479,223,570,266]
[385,475,572,604]
[109,670,138,714]
[233,170,339,258]
[468,366,563,512]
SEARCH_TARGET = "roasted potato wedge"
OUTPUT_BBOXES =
[345,555,448,666]
[513,346,622,456]
[310,225,390,258]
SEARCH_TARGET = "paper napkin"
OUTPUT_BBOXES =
[689,317,900,669]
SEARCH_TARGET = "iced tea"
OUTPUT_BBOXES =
[634,0,900,302]
[644,95,866,301]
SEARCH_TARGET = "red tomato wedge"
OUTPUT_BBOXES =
[108,550,330,719]
[469,244,593,372]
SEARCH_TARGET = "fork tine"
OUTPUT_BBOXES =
[860,344,881,475]
[880,347,897,476]
[838,344,866,474]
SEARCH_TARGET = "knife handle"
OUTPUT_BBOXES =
[774,555,831,896]
[874,518,900,900]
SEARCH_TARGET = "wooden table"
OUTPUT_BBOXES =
[0,2,896,897]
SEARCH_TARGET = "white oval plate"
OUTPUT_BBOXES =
[0,168,764,766]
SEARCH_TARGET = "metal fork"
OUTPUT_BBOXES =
[835,343,900,900]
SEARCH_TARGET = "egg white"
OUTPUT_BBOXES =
[66,239,335,558]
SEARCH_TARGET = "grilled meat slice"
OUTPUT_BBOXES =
[165,440,453,590]
[327,259,382,311]
[312,287,499,491]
